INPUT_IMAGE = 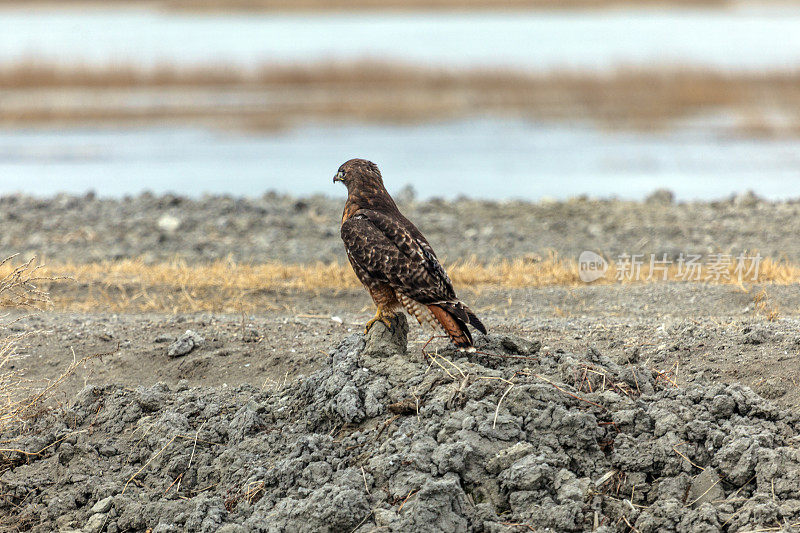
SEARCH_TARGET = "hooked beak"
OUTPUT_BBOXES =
[333,171,344,184]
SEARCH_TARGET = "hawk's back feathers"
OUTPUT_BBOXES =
[337,158,486,349]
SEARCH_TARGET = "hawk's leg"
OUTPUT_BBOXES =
[364,306,396,334]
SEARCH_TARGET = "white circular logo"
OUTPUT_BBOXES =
[578,251,608,283]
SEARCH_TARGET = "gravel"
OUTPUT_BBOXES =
[2,191,799,263]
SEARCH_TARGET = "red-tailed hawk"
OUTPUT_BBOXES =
[334,159,486,351]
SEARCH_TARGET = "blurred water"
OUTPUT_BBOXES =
[2,7,800,71]
[1,119,798,200]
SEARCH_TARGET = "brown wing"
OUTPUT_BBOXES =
[340,209,456,305]
[342,209,486,349]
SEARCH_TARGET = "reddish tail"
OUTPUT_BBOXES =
[427,301,487,350]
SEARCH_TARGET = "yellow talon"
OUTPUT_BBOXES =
[364,308,394,333]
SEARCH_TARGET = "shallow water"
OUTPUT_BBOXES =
[2,7,800,71]
[2,119,798,200]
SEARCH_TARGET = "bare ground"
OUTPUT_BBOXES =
[10,282,800,409]
[3,194,800,531]
[4,192,800,407]
[5,289,800,532]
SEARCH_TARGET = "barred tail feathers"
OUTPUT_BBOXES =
[427,301,487,350]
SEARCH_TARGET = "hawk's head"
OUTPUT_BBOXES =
[333,159,384,191]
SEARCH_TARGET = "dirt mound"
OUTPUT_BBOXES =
[3,319,800,532]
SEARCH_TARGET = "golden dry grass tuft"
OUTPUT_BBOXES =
[0,257,104,450]
[0,256,51,310]
[0,254,797,314]
[753,288,781,321]
[0,257,52,435]
[2,61,800,135]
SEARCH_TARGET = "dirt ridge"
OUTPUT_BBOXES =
[4,322,800,532]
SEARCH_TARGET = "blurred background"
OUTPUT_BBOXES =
[1,0,799,201]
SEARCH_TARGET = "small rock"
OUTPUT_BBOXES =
[733,190,761,207]
[710,395,735,419]
[98,445,118,457]
[374,508,400,527]
[688,468,724,508]
[758,378,787,400]
[167,330,204,358]
[363,313,408,356]
[645,189,675,205]
[487,442,534,474]
[154,334,174,344]
[742,326,772,345]
[91,496,114,514]
[84,513,107,533]
[217,525,247,533]
[157,214,181,233]
[136,386,166,412]
[478,334,541,356]
[242,327,260,343]
[500,335,541,355]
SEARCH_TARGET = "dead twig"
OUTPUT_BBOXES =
[397,489,419,513]
[493,383,515,429]
[122,436,178,495]
[533,373,605,411]
[672,442,705,471]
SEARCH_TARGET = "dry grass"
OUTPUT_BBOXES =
[0,0,734,11]
[3,61,800,135]
[0,254,796,313]
[0,257,104,450]
[0,258,106,531]
[753,288,781,321]
[0,256,52,311]
[0,257,51,435]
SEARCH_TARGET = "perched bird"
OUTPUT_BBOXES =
[334,159,487,351]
